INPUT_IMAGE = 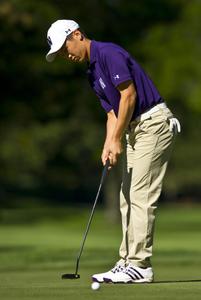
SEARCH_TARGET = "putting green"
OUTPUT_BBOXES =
[0,205,200,299]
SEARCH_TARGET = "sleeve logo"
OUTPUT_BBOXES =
[114,74,120,80]
[99,77,106,89]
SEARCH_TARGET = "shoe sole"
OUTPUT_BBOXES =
[103,277,153,284]
[92,276,104,283]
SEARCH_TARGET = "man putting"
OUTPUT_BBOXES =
[46,19,181,283]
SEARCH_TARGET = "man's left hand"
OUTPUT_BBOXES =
[108,138,123,166]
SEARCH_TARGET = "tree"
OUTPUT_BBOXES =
[0,0,195,207]
[138,0,201,194]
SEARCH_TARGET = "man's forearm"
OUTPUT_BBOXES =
[102,81,136,166]
[112,95,136,141]
[104,112,117,147]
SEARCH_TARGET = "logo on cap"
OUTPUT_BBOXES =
[65,29,71,34]
[47,36,52,46]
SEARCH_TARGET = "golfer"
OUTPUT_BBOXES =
[46,20,181,283]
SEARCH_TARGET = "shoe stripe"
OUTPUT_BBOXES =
[129,267,144,279]
[125,271,137,281]
[126,270,140,280]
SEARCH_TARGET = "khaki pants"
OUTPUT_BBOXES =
[119,107,175,268]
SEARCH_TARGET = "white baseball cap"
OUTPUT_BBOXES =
[46,19,79,62]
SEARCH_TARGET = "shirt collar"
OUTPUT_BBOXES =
[89,40,97,65]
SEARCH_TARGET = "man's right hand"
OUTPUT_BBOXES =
[101,147,110,166]
[102,109,117,168]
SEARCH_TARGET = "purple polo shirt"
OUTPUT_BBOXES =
[87,40,163,119]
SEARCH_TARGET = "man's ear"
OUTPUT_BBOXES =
[73,30,83,41]
[75,30,84,41]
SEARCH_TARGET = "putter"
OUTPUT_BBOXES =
[62,159,110,279]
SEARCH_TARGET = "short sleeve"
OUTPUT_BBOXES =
[101,48,132,87]
[100,98,113,113]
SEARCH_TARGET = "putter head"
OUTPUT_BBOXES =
[61,273,80,279]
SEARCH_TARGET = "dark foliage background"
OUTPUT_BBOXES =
[0,0,200,207]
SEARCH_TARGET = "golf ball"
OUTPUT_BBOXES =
[91,282,100,290]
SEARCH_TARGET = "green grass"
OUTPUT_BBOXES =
[0,204,201,299]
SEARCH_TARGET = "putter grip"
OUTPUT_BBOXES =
[100,159,110,186]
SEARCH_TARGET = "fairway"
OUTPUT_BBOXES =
[0,205,201,300]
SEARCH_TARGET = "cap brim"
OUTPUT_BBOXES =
[46,50,58,62]
[45,36,66,62]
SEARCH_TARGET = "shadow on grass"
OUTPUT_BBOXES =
[112,279,201,285]
[152,279,201,284]
[0,246,34,253]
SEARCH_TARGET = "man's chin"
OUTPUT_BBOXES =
[78,56,85,63]
[69,57,84,63]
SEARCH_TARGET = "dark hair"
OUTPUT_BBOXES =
[67,28,87,40]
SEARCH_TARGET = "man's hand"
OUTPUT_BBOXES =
[108,138,123,166]
[101,147,110,166]
[102,138,123,167]
[101,138,123,167]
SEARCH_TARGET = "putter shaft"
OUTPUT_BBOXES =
[62,160,110,279]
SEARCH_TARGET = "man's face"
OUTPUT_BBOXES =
[58,30,87,63]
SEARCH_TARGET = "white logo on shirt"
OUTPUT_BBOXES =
[99,77,106,89]
[114,74,120,80]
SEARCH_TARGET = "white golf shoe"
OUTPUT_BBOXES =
[103,264,154,283]
[92,263,126,283]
